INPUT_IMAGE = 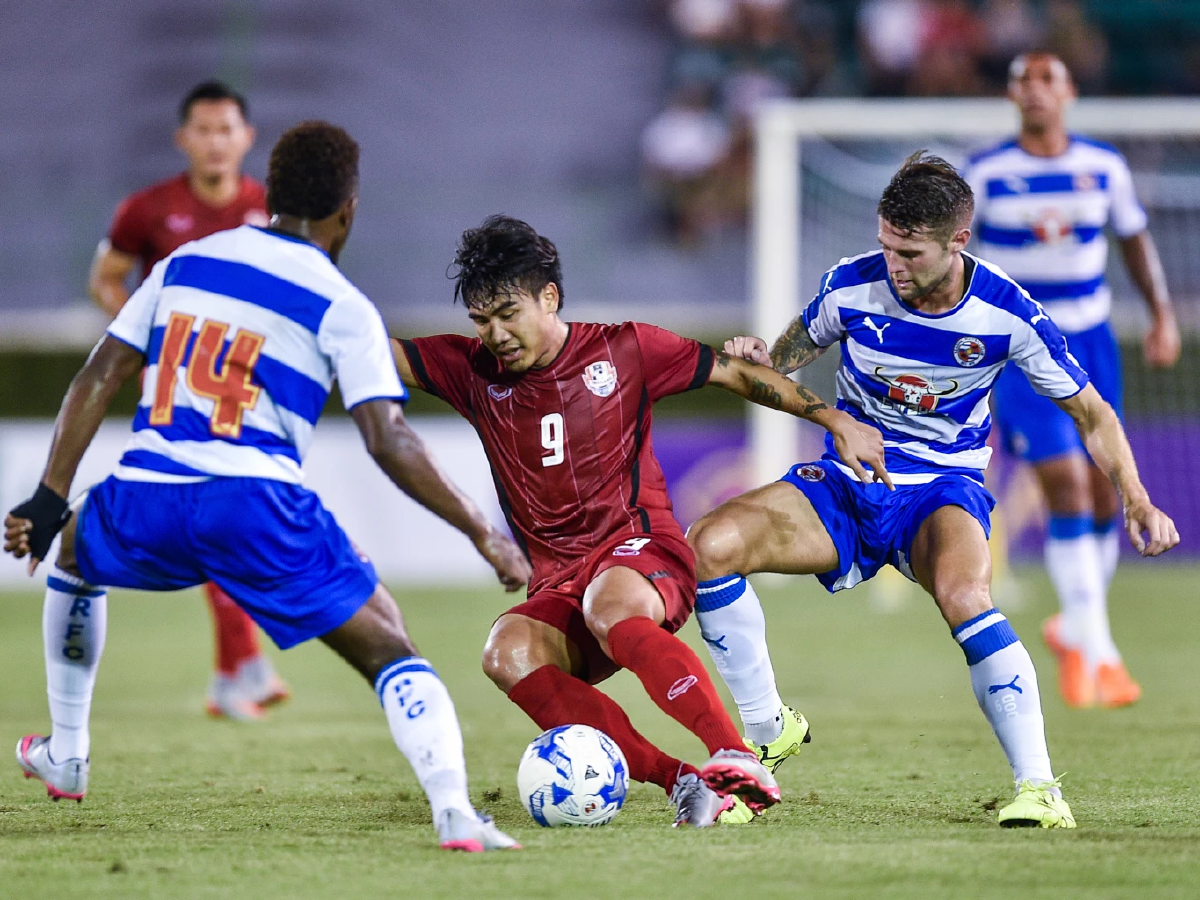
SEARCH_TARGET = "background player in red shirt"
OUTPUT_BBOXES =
[393,215,889,825]
[86,80,284,721]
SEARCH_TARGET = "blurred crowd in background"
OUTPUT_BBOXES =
[641,0,1200,242]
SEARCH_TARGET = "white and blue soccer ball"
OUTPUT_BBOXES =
[517,724,628,827]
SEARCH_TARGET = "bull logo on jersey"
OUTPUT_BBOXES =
[953,336,986,367]
[582,360,618,397]
[488,384,513,401]
[1031,207,1073,244]
[165,213,194,233]
[875,368,958,414]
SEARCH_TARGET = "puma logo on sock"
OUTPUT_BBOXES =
[988,676,1022,695]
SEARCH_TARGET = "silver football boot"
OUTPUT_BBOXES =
[16,734,88,802]
[437,808,522,852]
[670,770,733,827]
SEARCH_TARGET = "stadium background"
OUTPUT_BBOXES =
[3,0,1199,579]
[2,4,1200,898]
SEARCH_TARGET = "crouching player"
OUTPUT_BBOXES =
[393,216,889,826]
[5,122,531,852]
[687,153,1178,828]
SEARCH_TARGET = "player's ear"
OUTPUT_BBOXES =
[244,123,257,149]
[541,283,560,314]
[949,225,971,254]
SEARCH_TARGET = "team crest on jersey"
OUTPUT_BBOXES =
[244,209,270,227]
[165,213,194,233]
[953,336,986,367]
[797,464,825,482]
[875,368,959,414]
[488,384,513,401]
[1074,172,1098,192]
[1031,207,1073,244]
[582,360,617,397]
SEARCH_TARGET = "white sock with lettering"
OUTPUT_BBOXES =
[695,576,784,744]
[43,566,107,762]
[954,610,1055,789]
[374,657,476,822]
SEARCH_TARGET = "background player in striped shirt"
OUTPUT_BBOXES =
[965,53,1181,709]
[393,215,889,826]
[87,80,287,721]
[6,122,530,852]
[687,153,1178,828]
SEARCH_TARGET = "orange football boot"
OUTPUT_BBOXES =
[1041,615,1095,708]
[1096,662,1141,708]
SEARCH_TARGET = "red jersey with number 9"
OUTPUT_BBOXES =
[402,322,715,593]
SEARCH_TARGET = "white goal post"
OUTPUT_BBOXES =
[749,97,1200,490]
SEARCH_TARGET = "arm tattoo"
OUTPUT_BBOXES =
[770,318,824,374]
[746,377,784,409]
[715,351,731,368]
[795,382,827,417]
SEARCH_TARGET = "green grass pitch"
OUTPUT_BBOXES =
[2,567,1199,899]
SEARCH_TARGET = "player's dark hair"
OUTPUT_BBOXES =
[877,150,974,244]
[451,215,564,309]
[179,80,248,123]
[266,121,359,221]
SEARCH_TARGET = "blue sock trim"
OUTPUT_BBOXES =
[950,608,1000,638]
[960,620,1019,666]
[374,656,437,704]
[1047,514,1094,540]
[46,576,105,599]
[695,576,748,612]
[1093,516,1117,536]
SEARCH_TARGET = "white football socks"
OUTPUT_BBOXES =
[374,657,476,822]
[43,566,107,762]
[1045,515,1120,667]
[953,610,1055,789]
[1095,517,1120,593]
[695,576,785,744]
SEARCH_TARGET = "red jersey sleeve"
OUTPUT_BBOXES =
[399,334,479,417]
[631,323,714,401]
[107,192,150,259]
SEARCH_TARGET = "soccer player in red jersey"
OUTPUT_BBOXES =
[393,215,890,825]
[86,81,285,721]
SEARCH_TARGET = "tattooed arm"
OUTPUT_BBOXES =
[706,351,892,487]
[724,318,826,375]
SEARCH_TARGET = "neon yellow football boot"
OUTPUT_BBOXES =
[997,778,1076,829]
[717,705,811,824]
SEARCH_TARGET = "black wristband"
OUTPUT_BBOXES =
[8,483,71,562]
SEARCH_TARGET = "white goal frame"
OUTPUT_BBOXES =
[749,97,1200,490]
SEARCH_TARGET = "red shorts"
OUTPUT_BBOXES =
[502,531,697,685]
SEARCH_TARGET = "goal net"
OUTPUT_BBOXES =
[750,98,1200,556]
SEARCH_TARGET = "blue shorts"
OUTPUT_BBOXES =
[75,476,378,649]
[992,320,1122,464]
[781,460,995,593]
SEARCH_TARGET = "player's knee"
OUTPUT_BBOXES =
[481,618,530,693]
[687,513,746,580]
[931,576,992,629]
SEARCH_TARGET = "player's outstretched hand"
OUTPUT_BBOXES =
[1124,496,1179,557]
[5,484,71,576]
[1143,315,1181,369]
[475,529,533,592]
[828,412,894,490]
[723,335,772,368]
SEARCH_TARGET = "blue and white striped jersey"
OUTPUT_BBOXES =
[107,225,406,484]
[965,136,1147,334]
[801,250,1088,481]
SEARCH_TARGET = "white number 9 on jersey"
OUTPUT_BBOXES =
[540,413,565,467]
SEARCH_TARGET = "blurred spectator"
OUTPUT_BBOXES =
[858,0,929,96]
[909,0,988,96]
[794,0,859,96]
[1045,0,1108,93]
[979,0,1045,88]
[641,84,733,244]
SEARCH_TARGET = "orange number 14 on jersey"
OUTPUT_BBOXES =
[150,311,266,439]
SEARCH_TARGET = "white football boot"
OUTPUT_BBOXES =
[437,809,522,852]
[670,770,734,827]
[16,734,88,802]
